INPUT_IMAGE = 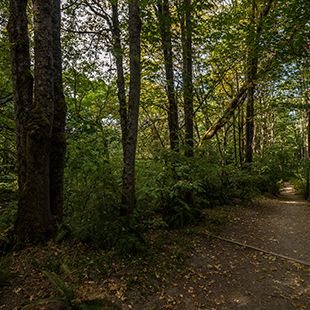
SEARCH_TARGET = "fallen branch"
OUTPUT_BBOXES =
[204,232,310,267]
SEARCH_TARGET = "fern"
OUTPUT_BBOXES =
[21,270,121,310]
[42,270,75,301]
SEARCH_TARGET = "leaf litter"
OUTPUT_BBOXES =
[1,183,310,309]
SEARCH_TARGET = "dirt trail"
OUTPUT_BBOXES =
[132,183,310,309]
[221,182,310,264]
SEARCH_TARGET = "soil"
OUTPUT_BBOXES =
[1,182,310,310]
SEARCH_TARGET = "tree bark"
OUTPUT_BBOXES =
[245,0,273,164]
[156,0,179,151]
[8,0,63,243]
[120,0,141,217]
[182,0,194,158]
[7,0,33,194]
[50,0,67,220]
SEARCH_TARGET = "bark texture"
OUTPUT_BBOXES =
[50,0,67,220]
[120,0,142,217]
[7,0,33,194]
[182,0,193,158]
[8,0,66,243]
[157,0,179,151]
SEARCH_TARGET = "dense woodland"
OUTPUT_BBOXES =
[0,0,310,251]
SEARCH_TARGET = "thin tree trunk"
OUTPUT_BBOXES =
[233,112,237,166]
[121,0,141,217]
[111,2,127,150]
[238,105,244,167]
[245,51,257,164]
[306,110,310,199]
[182,0,194,158]
[245,0,273,164]
[50,0,67,221]
[156,0,179,151]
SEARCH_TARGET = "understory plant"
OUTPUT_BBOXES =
[21,270,121,310]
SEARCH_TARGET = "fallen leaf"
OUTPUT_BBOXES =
[109,285,118,292]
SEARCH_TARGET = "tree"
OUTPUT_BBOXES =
[245,0,273,165]
[155,0,179,151]
[181,0,193,158]
[121,0,142,216]
[8,0,66,244]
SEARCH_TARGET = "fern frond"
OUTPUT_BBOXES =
[21,297,66,309]
[42,270,75,301]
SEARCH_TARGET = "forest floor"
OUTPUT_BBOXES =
[1,182,310,309]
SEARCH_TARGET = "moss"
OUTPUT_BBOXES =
[27,105,50,142]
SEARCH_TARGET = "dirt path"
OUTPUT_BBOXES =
[131,183,310,309]
[221,182,310,264]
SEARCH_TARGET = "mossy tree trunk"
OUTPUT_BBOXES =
[7,0,33,195]
[8,0,66,244]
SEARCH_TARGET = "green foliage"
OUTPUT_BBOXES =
[70,208,145,255]
[21,270,121,310]
[0,190,17,233]
[0,259,10,287]
[291,175,307,198]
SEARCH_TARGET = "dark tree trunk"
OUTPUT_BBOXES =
[306,110,310,199]
[120,0,141,217]
[156,0,179,151]
[50,0,67,221]
[238,105,244,167]
[111,2,127,152]
[245,0,273,164]
[8,0,63,244]
[181,0,193,207]
[182,0,194,158]
[7,0,33,194]
[245,65,256,164]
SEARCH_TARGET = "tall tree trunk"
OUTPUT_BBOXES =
[8,0,33,194]
[261,113,266,157]
[306,110,310,199]
[50,0,67,221]
[156,0,179,151]
[238,105,244,167]
[233,112,237,166]
[120,0,141,217]
[245,50,257,164]
[182,0,194,158]
[111,1,127,150]
[245,0,273,164]
[8,0,63,244]
[181,0,193,208]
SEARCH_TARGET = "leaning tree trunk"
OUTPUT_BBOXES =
[50,0,67,220]
[120,0,141,217]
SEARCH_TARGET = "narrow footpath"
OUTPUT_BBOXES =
[133,183,310,310]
